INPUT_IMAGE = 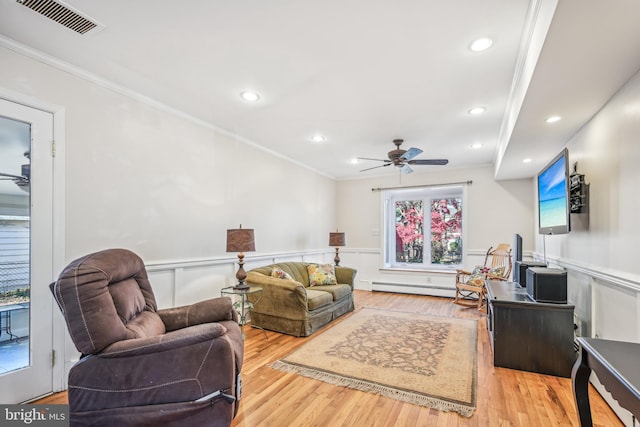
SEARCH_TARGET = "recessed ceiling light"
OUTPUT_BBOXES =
[470,37,493,52]
[350,158,359,165]
[310,133,326,143]
[468,106,486,115]
[471,142,483,149]
[240,91,260,102]
[523,158,532,163]
[545,115,562,123]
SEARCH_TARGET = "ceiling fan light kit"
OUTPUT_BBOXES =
[358,139,448,174]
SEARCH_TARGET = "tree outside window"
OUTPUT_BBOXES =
[430,198,462,264]
[385,186,464,269]
[395,200,423,263]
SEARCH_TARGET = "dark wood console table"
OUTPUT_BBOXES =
[572,337,640,426]
[486,280,576,377]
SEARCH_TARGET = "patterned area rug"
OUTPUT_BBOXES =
[270,307,477,417]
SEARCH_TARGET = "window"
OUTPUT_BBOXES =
[384,185,464,270]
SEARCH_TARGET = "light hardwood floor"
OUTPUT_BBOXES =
[35,290,622,426]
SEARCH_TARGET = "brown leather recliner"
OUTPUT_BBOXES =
[50,248,244,426]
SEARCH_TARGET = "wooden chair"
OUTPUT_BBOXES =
[454,243,512,309]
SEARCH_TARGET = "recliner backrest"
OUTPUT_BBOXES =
[50,248,165,355]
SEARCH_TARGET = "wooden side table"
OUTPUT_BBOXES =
[221,286,267,340]
[572,337,640,426]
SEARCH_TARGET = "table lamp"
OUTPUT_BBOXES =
[226,225,255,290]
[329,231,346,266]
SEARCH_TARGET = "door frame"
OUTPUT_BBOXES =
[0,86,67,397]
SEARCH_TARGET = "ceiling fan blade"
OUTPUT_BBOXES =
[357,157,391,163]
[360,163,392,172]
[0,172,25,180]
[408,159,449,166]
[400,164,413,174]
[400,147,422,161]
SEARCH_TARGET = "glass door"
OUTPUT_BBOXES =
[0,98,54,403]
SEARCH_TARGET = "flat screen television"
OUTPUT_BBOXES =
[537,148,570,235]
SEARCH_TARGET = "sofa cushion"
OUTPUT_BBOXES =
[305,289,334,310]
[310,284,352,301]
[307,264,337,286]
[271,267,294,281]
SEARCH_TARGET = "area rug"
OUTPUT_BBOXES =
[270,307,477,417]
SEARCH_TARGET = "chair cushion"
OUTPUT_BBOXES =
[307,263,337,286]
[305,289,334,310]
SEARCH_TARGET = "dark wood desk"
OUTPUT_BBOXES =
[486,281,576,377]
[572,337,640,426]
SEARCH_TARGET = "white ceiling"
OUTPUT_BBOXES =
[1,0,640,181]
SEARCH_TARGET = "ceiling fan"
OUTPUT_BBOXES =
[0,170,30,193]
[358,139,448,174]
[0,152,31,193]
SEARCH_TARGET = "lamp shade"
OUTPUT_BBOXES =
[226,227,255,253]
[329,232,346,247]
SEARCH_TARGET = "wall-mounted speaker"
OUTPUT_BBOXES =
[526,267,567,303]
[514,260,547,287]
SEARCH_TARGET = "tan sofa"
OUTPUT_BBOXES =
[246,262,356,337]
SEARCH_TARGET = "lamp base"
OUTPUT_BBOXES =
[233,281,250,291]
[233,252,249,290]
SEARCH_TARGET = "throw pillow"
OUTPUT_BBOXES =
[467,274,485,287]
[307,263,337,286]
[471,265,484,275]
[488,266,505,278]
[271,267,294,281]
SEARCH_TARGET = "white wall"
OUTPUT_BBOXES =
[1,44,339,384]
[0,45,338,263]
[532,67,640,427]
[336,164,534,294]
[533,67,640,341]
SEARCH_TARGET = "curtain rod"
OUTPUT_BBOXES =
[371,180,472,192]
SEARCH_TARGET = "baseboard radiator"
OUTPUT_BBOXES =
[371,281,455,297]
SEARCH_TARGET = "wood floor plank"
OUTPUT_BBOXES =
[33,290,623,426]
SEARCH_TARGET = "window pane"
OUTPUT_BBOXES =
[431,198,462,264]
[395,200,423,263]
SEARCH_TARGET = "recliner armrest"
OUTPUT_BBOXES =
[158,297,237,332]
[97,322,230,358]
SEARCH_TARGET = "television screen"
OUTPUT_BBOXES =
[537,148,570,235]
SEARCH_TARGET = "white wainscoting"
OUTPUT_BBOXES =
[339,248,525,298]
[535,255,640,427]
[57,249,338,387]
[145,250,336,309]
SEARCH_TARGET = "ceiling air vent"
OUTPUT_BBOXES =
[16,0,101,35]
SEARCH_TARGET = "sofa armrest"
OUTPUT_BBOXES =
[158,297,237,332]
[335,266,357,289]
[246,272,309,318]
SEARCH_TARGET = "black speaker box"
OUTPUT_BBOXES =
[514,260,547,287]
[526,267,567,303]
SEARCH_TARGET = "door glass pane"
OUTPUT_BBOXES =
[395,200,424,263]
[0,115,31,374]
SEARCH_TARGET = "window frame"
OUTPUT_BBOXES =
[382,185,466,271]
